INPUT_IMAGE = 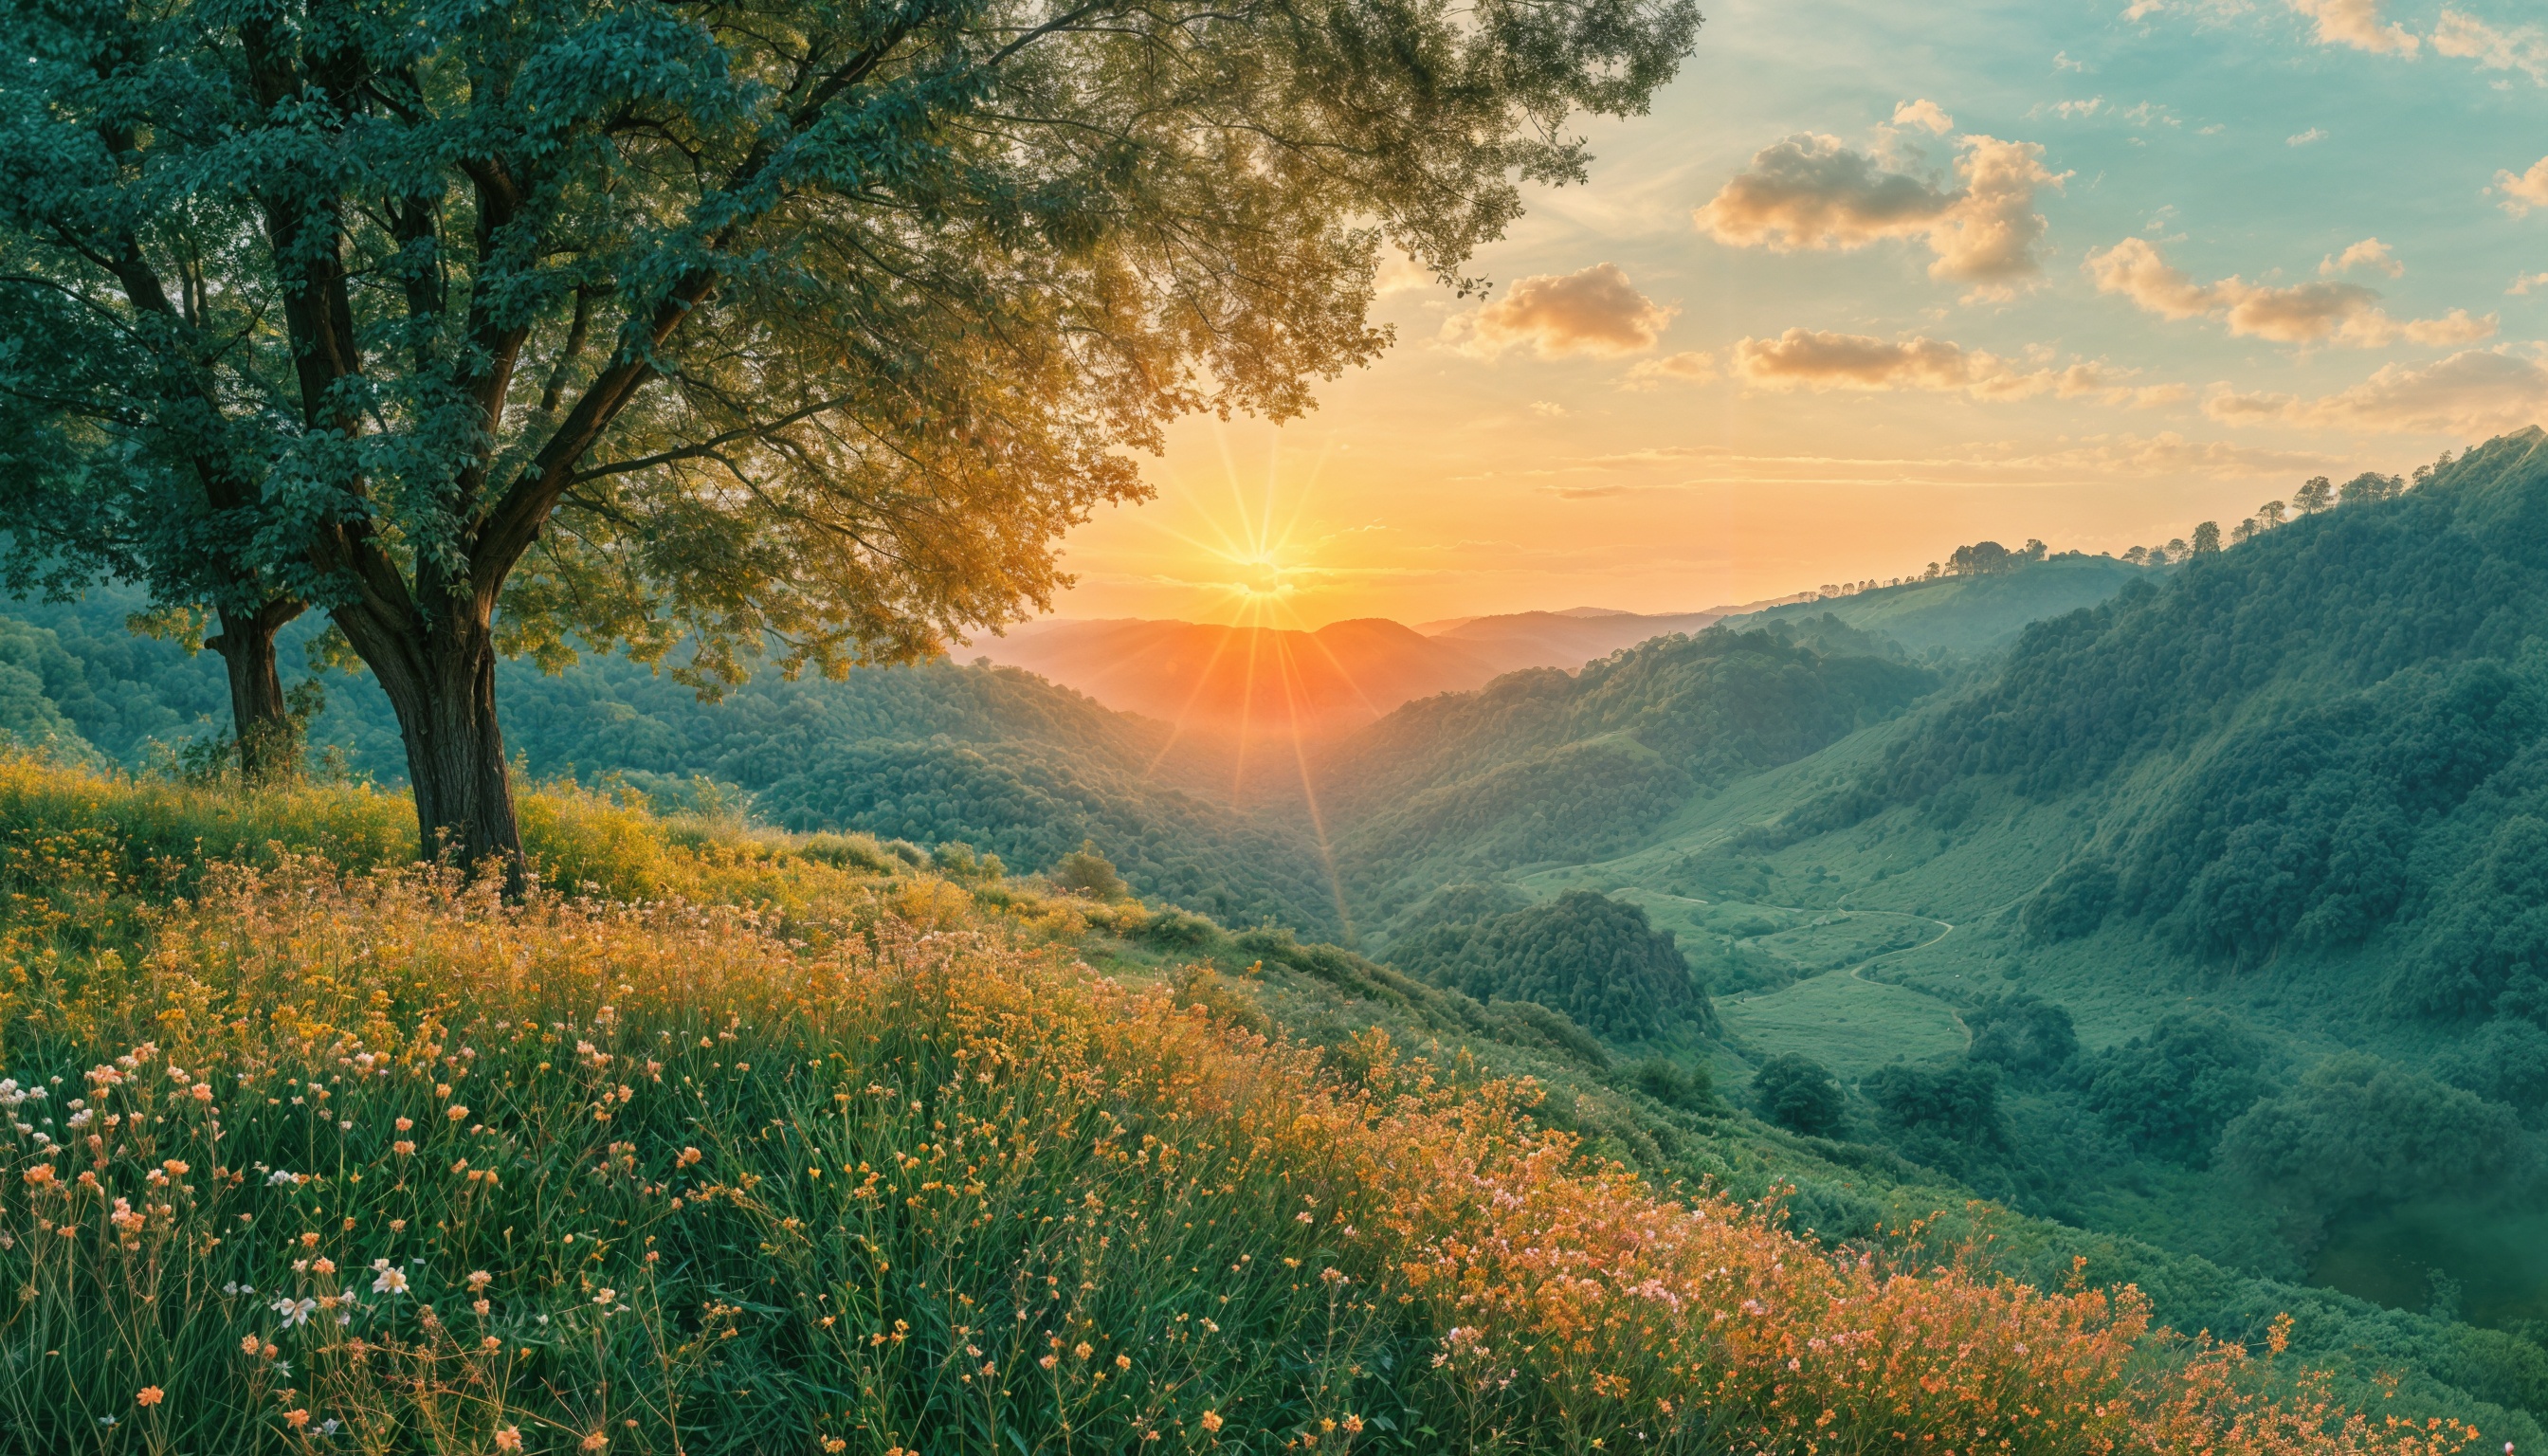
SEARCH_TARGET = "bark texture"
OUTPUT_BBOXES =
[207,601,301,782]
[331,594,524,887]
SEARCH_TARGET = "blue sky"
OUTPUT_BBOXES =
[1037,0,2548,626]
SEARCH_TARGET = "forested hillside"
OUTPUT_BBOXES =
[1446,431,2548,1348]
[1310,623,1938,928]
[1813,430,2548,1028]
[0,591,1343,934]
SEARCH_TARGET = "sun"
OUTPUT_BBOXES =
[1224,554,1297,605]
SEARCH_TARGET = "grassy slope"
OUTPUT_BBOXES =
[0,757,2532,1452]
[0,589,1342,937]
[1719,555,2146,658]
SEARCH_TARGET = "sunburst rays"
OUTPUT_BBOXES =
[1129,432,1370,941]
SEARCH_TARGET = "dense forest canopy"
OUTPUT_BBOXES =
[1804,432,2548,1029]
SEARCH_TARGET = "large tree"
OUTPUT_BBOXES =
[0,0,1698,874]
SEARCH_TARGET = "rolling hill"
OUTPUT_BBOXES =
[1442,432,2548,1337]
[1719,553,2144,658]
[969,603,1783,737]
[1304,619,1940,931]
[970,615,1495,737]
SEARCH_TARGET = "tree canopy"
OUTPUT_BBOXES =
[0,0,1701,870]
[1384,888,1712,1041]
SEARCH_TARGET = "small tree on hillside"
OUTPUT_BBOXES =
[2292,477,2335,515]
[2191,520,2221,555]
[2339,471,2402,506]
[1946,540,2013,576]
[1049,841,1129,901]
[0,0,1700,878]
[1753,1053,1845,1137]
[2255,500,2288,528]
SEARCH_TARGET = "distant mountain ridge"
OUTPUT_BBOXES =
[972,599,1798,737]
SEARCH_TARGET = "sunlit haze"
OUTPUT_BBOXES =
[1033,0,2548,628]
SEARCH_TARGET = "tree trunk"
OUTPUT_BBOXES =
[207,601,301,783]
[337,601,525,889]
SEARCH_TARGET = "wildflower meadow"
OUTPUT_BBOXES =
[0,755,2492,1454]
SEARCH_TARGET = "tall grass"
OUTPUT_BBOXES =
[0,758,2489,1454]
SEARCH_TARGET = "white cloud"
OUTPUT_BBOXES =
[2433,10,2548,83]
[1892,99,1955,135]
[1624,352,1719,388]
[2286,127,2328,146]
[2494,156,2548,214]
[2120,100,2182,127]
[1444,264,1676,359]
[2401,309,2499,345]
[2207,349,2548,434]
[2084,237,2494,347]
[1529,400,1569,417]
[2125,0,2164,18]
[1696,132,2068,293]
[1732,328,2157,402]
[2286,0,2419,54]
[2055,50,2090,72]
[1374,251,1436,295]
[2082,238,2222,320]
[2045,98,2105,118]
[2320,238,2403,277]
[2511,271,2548,294]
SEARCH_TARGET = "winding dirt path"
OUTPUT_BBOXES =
[1636,889,1970,1049]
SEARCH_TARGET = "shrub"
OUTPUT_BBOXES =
[2438,1018,2548,1112]
[1753,1052,1847,1137]
[2021,859,2117,942]
[1866,1060,2008,1150]
[2082,1013,2266,1164]
[1628,1055,1716,1111]
[1048,840,1131,900]
[1966,993,2081,1079]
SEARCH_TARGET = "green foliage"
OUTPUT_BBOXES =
[1811,432,2548,1008]
[2398,813,2548,1019]
[1050,841,1131,901]
[1964,994,2081,1080]
[1384,889,1713,1041]
[1,0,1703,869]
[2128,660,2536,965]
[1751,1053,1846,1137]
[1385,882,1531,945]
[0,593,1350,936]
[1865,1060,2009,1155]
[3,754,2546,1447]
[2081,1014,2267,1165]
[2020,858,2117,943]
[1628,1055,1717,1111]
[1944,538,2045,575]
[2439,1019,2548,1113]
[2219,1055,2530,1222]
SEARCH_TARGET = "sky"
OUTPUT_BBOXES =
[1030,0,2548,628]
